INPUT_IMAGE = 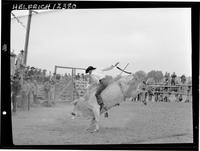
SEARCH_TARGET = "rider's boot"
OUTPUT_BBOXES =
[99,102,107,113]
[96,95,107,113]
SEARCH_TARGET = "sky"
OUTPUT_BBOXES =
[11,8,191,77]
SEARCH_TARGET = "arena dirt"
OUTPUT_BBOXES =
[12,101,193,145]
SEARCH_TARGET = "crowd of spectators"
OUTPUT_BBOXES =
[163,72,188,86]
[134,72,192,104]
[10,50,192,113]
[10,50,90,113]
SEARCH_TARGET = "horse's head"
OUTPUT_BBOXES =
[117,74,134,84]
[117,74,134,92]
[117,74,141,98]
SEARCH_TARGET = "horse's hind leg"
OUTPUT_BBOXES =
[87,118,95,131]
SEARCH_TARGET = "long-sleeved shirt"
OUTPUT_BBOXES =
[89,65,115,85]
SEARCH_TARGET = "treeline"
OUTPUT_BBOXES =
[133,70,191,85]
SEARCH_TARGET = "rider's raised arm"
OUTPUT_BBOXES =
[101,62,119,72]
[101,65,115,72]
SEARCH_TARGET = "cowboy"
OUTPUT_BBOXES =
[11,74,21,112]
[16,50,25,70]
[30,78,38,104]
[44,77,51,106]
[137,81,147,105]
[28,67,35,79]
[180,74,186,84]
[21,76,32,110]
[10,52,17,76]
[85,62,119,112]
[49,80,56,105]
[164,72,170,85]
[171,72,177,85]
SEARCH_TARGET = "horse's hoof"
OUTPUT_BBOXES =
[89,129,99,133]
[86,127,99,133]
[143,102,147,105]
[86,126,95,131]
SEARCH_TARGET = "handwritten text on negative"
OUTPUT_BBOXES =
[12,3,77,10]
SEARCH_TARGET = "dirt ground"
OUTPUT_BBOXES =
[12,101,193,145]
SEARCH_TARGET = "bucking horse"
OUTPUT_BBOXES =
[71,67,144,133]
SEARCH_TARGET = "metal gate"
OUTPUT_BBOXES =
[54,65,88,101]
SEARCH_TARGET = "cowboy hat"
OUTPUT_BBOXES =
[85,66,96,73]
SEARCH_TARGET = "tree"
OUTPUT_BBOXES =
[134,70,147,82]
[147,70,164,83]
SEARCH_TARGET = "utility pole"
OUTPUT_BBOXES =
[24,10,32,65]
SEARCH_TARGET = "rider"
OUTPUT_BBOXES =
[85,62,119,112]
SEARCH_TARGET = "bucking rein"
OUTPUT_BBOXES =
[116,66,132,75]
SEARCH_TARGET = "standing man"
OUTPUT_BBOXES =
[16,50,25,70]
[164,72,169,85]
[50,80,56,105]
[180,74,186,84]
[85,62,119,113]
[171,72,177,85]
[11,51,17,76]
[21,76,32,110]
[28,67,35,79]
[31,78,38,104]
[11,74,21,113]
[44,78,51,106]
[137,81,147,105]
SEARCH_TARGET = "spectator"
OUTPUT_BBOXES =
[43,69,47,76]
[24,66,30,76]
[171,72,177,85]
[44,78,51,106]
[67,73,71,79]
[76,73,81,80]
[51,73,57,82]
[164,72,170,85]
[81,73,85,80]
[50,80,56,105]
[37,69,42,83]
[41,69,47,82]
[21,76,32,110]
[31,78,38,104]
[180,74,186,84]
[10,52,17,76]
[56,74,61,80]
[28,67,35,79]
[137,81,147,105]
[16,50,25,70]
[11,75,21,112]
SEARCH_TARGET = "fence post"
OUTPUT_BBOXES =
[54,66,57,74]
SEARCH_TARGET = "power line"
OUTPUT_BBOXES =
[11,12,26,29]
[11,10,61,21]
